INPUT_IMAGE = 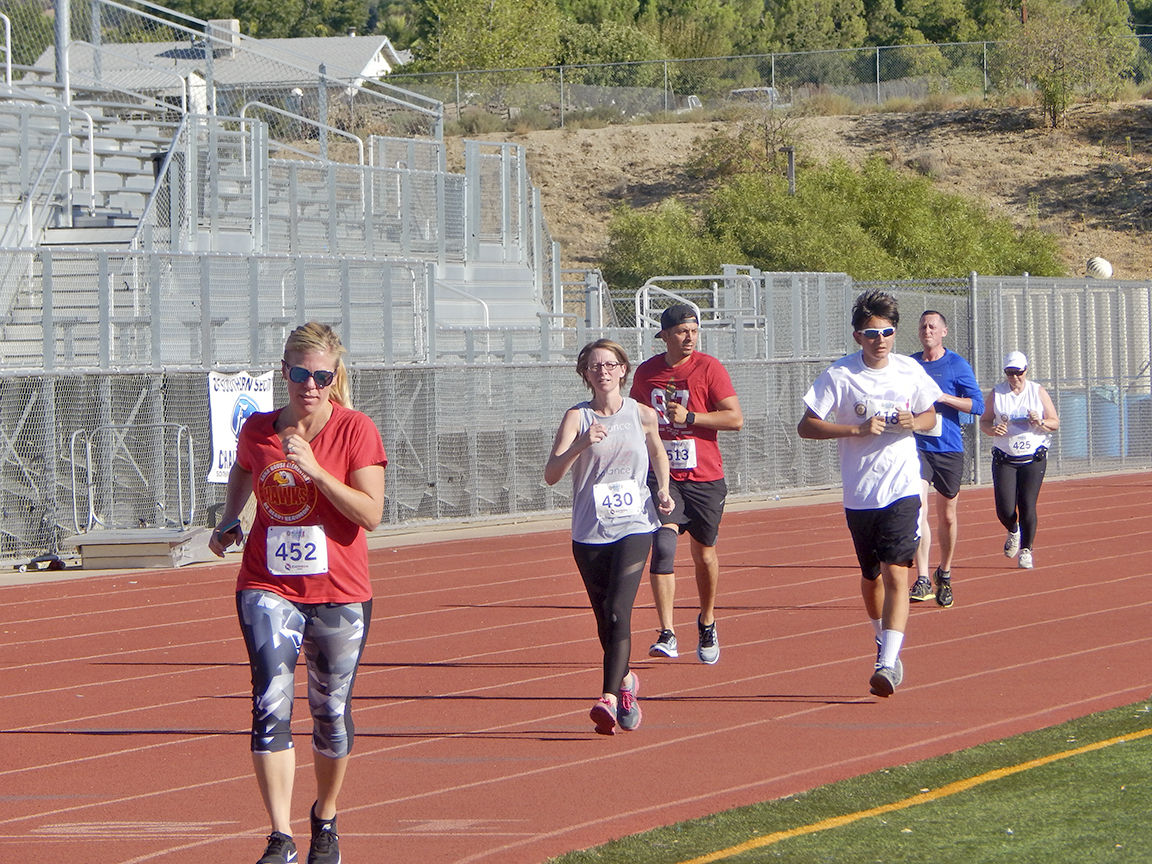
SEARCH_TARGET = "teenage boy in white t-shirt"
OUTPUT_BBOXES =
[797,290,942,697]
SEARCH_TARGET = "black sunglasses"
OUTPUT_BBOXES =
[1003,368,1026,377]
[284,363,335,388]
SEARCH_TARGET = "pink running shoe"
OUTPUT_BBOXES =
[589,697,617,735]
[618,672,642,731]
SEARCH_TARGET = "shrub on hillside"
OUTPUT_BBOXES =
[603,155,1064,289]
[601,200,739,290]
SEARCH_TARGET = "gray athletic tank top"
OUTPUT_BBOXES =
[570,397,660,544]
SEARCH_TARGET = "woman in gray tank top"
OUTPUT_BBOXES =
[545,339,673,735]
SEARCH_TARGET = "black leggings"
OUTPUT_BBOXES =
[572,532,652,696]
[991,450,1047,550]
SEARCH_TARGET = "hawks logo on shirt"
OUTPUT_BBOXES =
[258,460,316,524]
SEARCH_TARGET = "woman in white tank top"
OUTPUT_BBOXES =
[980,351,1060,569]
[545,339,673,735]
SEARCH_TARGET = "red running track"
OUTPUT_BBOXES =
[2,473,1151,863]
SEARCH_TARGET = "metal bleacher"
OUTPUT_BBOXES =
[0,4,570,564]
[0,3,562,371]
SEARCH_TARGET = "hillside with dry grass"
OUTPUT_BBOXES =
[447,101,1152,282]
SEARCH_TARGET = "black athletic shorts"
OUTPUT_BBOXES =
[844,494,921,581]
[918,449,964,500]
[646,475,728,547]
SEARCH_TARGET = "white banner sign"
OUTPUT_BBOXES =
[206,371,275,483]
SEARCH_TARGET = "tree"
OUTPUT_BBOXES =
[965,0,1017,39]
[556,0,642,24]
[167,0,369,38]
[772,0,869,51]
[366,2,423,44]
[1132,0,1152,32]
[414,0,562,70]
[1000,0,1136,127]
[900,0,981,42]
[864,0,916,45]
[638,0,742,58]
[557,20,666,81]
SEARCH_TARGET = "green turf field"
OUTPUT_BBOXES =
[547,700,1152,864]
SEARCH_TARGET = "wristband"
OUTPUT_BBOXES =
[685,411,696,425]
[215,517,242,539]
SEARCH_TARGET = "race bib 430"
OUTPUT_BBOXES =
[593,479,644,523]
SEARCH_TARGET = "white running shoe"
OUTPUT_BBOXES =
[649,629,678,658]
[1004,528,1021,558]
[874,639,903,687]
[1018,548,1034,569]
[696,616,719,665]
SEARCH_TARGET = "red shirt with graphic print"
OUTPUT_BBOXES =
[630,351,736,483]
[235,401,387,604]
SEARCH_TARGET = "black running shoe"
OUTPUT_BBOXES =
[909,574,933,602]
[934,567,953,608]
[257,832,298,864]
[308,805,340,864]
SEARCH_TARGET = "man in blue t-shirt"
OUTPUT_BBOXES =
[910,310,983,608]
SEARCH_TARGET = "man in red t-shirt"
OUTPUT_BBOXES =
[630,304,743,664]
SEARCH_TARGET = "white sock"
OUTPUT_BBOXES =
[870,618,883,640]
[879,629,904,668]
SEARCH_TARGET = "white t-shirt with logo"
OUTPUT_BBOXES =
[804,352,943,510]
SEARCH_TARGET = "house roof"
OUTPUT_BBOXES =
[33,33,406,90]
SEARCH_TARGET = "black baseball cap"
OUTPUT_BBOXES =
[660,304,698,332]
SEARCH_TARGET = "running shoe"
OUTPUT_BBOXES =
[1018,548,1034,569]
[1004,527,1021,558]
[874,639,903,688]
[589,697,617,735]
[869,665,900,697]
[697,616,719,664]
[257,832,298,864]
[618,672,642,731]
[909,574,933,602]
[648,629,678,658]
[934,567,953,608]
[307,805,340,864]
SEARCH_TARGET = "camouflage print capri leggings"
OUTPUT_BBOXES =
[236,589,372,758]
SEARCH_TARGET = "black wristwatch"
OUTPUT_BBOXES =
[685,411,696,425]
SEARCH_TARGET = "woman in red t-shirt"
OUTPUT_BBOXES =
[209,322,387,864]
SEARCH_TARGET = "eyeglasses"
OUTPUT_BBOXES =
[284,363,335,388]
[588,361,622,372]
[1003,368,1026,377]
[856,327,895,339]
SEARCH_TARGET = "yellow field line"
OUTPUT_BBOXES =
[677,726,1152,864]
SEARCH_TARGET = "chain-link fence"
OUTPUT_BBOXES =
[0,263,1147,565]
[389,36,1152,130]
[6,4,1150,136]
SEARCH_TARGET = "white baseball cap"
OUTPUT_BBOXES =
[1003,350,1028,371]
